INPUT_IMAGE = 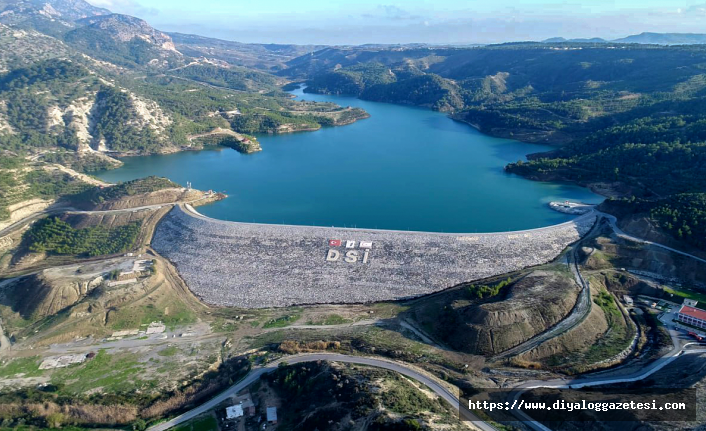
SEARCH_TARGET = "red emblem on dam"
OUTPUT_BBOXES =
[328,239,342,247]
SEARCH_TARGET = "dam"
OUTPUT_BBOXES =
[152,205,596,308]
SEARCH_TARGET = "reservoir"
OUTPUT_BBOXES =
[96,87,602,233]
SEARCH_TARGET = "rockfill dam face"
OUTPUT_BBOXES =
[151,205,596,308]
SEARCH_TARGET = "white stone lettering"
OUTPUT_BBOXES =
[326,249,340,261]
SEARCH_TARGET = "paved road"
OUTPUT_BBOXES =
[278,319,379,331]
[510,328,701,431]
[147,353,497,431]
[599,211,706,264]
[0,195,213,238]
[493,219,600,360]
[493,211,706,361]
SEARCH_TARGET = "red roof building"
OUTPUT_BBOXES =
[677,305,706,329]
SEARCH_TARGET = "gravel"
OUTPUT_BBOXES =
[152,205,596,308]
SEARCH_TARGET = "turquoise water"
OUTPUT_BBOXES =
[96,87,602,233]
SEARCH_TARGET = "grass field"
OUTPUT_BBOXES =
[108,299,196,331]
[307,314,352,325]
[663,286,706,310]
[174,415,218,431]
[263,312,301,329]
[0,356,42,378]
[50,350,154,394]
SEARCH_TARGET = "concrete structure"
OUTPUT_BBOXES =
[549,201,594,215]
[116,259,154,281]
[226,405,243,419]
[684,299,698,307]
[677,301,706,330]
[111,329,139,337]
[145,321,166,334]
[151,205,596,308]
[39,354,88,370]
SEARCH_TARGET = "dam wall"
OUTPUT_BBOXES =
[152,205,596,308]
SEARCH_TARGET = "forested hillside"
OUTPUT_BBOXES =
[0,12,368,159]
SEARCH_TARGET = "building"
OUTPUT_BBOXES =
[228,394,255,416]
[266,407,277,424]
[622,295,633,306]
[677,302,706,330]
[226,404,243,420]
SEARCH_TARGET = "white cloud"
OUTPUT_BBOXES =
[685,3,706,15]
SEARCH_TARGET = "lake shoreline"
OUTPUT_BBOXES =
[96,88,603,233]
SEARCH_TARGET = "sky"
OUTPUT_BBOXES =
[84,0,706,45]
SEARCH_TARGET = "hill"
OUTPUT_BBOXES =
[0,0,109,36]
[64,13,184,68]
[0,2,369,161]
[542,37,608,43]
[613,32,706,45]
[543,33,706,45]
[169,32,324,71]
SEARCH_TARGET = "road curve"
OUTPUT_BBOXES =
[147,353,496,431]
[599,211,706,264]
[493,220,598,360]
[510,331,702,431]
[0,195,214,238]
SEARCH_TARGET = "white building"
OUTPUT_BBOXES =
[226,404,244,420]
[677,301,706,330]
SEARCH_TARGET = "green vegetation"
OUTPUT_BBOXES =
[72,176,177,207]
[0,356,42,378]
[663,286,706,310]
[41,152,120,173]
[158,346,179,357]
[466,277,513,300]
[108,302,195,330]
[600,194,706,251]
[169,64,281,92]
[263,313,301,328]
[0,353,250,429]
[307,314,352,325]
[90,86,163,152]
[379,375,445,415]
[593,290,619,315]
[0,59,98,152]
[571,288,634,370]
[23,216,140,257]
[0,158,92,221]
[264,362,460,430]
[173,415,218,431]
[229,109,332,133]
[63,21,183,69]
[295,44,706,252]
[50,350,147,394]
[650,194,706,250]
[306,62,397,95]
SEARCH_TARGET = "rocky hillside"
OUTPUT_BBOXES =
[65,14,184,68]
[0,269,102,319]
[0,59,177,154]
[409,270,579,356]
[169,32,324,71]
[0,23,74,71]
[0,0,108,37]
[0,0,109,22]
